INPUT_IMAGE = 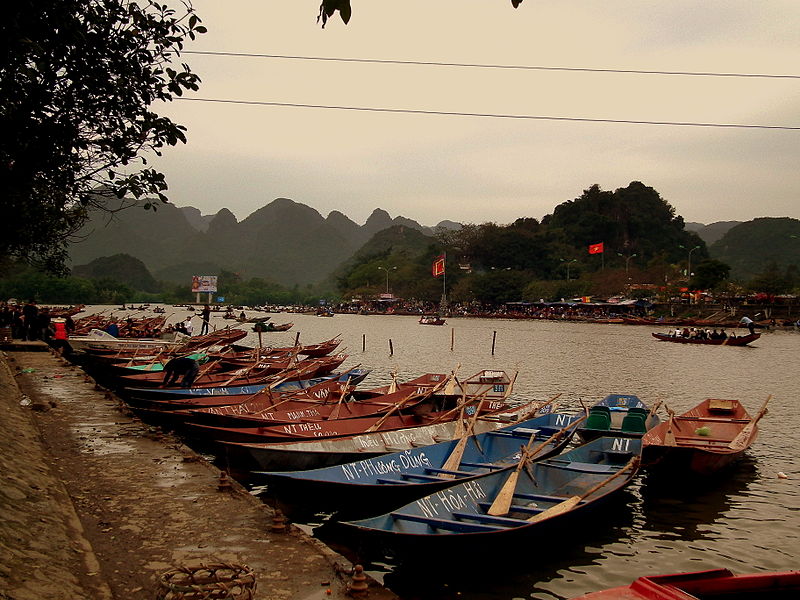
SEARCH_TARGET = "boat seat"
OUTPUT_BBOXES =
[423,467,473,476]
[375,478,407,485]
[389,512,505,532]
[621,413,648,434]
[477,502,543,515]
[458,461,506,470]
[543,462,618,473]
[585,407,612,431]
[451,511,527,526]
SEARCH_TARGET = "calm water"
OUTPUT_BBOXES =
[86,306,800,598]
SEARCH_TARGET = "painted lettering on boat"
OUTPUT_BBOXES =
[414,481,487,516]
[341,451,432,481]
[312,388,331,400]
[611,438,631,453]
[554,413,571,427]
[280,421,323,434]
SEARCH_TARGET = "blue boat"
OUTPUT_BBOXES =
[577,394,661,443]
[121,367,371,404]
[321,436,642,561]
[257,411,583,519]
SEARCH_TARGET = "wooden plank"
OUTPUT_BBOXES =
[389,512,504,532]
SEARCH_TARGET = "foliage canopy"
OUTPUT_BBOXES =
[1,0,205,273]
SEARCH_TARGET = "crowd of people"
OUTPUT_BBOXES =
[667,326,735,340]
[0,300,75,342]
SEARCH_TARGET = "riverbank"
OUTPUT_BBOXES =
[0,348,397,600]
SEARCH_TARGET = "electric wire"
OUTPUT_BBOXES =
[182,51,800,80]
[175,97,800,130]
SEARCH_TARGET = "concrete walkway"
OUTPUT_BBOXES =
[0,348,397,600]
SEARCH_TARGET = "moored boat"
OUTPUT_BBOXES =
[256,411,583,518]
[419,315,446,325]
[323,436,642,560]
[641,396,769,476]
[570,568,800,599]
[577,394,660,443]
[652,332,760,346]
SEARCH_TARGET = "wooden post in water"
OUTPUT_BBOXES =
[257,330,262,350]
[389,338,394,356]
[362,334,366,352]
[450,327,455,351]
[294,331,300,346]
[491,330,497,355]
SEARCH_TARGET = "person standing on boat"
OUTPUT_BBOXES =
[740,316,756,335]
[198,304,211,335]
[162,357,200,388]
[182,316,193,336]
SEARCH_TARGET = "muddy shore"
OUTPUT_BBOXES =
[0,347,397,600]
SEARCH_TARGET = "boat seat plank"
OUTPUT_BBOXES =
[375,478,407,485]
[510,491,573,502]
[398,472,461,482]
[423,467,474,476]
[677,416,750,423]
[389,512,505,532]
[451,511,527,526]
[458,461,506,470]
[486,429,540,438]
[542,461,618,473]
[477,502,543,515]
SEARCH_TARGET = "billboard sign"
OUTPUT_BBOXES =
[191,275,218,293]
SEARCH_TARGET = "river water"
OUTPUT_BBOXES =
[83,306,800,598]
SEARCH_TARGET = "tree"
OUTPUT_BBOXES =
[690,259,730,291]
[1,1,205,273]
[316,1,525,27]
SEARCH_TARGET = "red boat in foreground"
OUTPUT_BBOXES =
[571,568,800,599]
[641,397,769,476]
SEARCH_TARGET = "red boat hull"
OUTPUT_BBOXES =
[572,568,800,599]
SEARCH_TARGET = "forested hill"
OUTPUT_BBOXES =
[68,198,457,286]
[709,217,800,281]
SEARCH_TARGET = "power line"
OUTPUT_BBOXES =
[182,51,800,80]
[175,97,800,130]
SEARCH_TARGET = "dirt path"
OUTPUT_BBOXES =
[0,349,397,600]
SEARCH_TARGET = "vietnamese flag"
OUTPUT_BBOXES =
[588,242,604,255]
[432,255,445,278]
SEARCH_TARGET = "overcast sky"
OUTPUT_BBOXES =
[152,1,799,227]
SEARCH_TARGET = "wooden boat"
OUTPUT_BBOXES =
[570,568,800,599]
[69,329,179,353]
[179,391,522,444]
[120,355,349,400]
[256,411,583,518]
[123,368,372,413]
[577,394,661,443]
[252,322,293,332]
[419,315,446,325]
[325,436,641,558]
[652,332,760,346]
[641,397,768,476]
[216,399,551,473]
[116,353,347,389]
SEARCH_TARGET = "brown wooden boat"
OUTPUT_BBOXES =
[642,397,768,476]
[652,332,760,346]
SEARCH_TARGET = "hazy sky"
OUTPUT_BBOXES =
[153,1,799,227]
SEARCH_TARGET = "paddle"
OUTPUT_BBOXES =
[728,395,771,451]
[439,392,494,478]
[487,413,587,516]
[365,377,449,432]
[526,456,640,523]
[663,407,679,447]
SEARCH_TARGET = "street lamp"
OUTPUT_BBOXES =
[616,252,637,274]
[377,266,396,294]
[678,244,701,278]
[560,258,578,280]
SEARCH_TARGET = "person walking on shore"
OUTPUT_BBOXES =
[22,299,38,341]
[199,304,211,335]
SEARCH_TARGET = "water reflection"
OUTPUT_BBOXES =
[637,459,759,542]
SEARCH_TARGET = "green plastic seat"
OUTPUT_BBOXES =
[586,406,612,430]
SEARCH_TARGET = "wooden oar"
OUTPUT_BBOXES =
[526,456,640,523]
[485,432,542,516]
[365,379,448,432]
[663,407,679,447]
[438,393,492,478]
[487,413,587,516]
[728,394,771,451]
